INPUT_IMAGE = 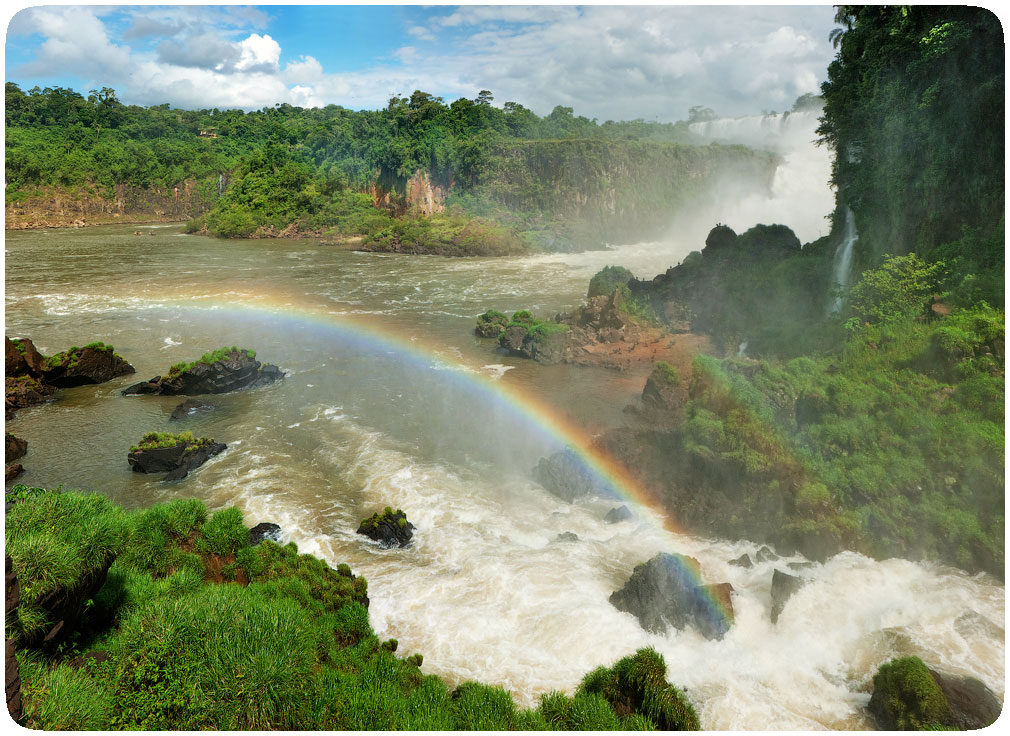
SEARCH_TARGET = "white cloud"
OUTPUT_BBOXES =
[235,33,281,74]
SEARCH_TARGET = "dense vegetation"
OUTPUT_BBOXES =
[6,82,775,250]
[6,488,697,730]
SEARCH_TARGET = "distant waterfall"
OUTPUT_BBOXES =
[829,207,858,313]
[217,173,227,198]
[687,110,833,245]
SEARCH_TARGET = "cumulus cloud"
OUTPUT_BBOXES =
[7,5,836,118]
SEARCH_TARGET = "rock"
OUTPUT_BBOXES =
[475,310,509,338]
[169,399,213,421]
[770,568,804,623]
[604,505,633,523]
[554,532,579,543]
[729,553,753,568]
[127,433,226,481]
[5,556,21,722]
[249,523,283,546]
[499,324,528,353]
[755,545,779,562]
[929,668,1002,730]
[356,507,415,548]
[5,374,56,416]
[4,464,24,482]
[42,343,135,388]
[787,561,816,571]
[609,552,734,640]
[533,448,610,503]
[642,361,683,411]
[5,434,27,463]
[123,348,283,395]
[27,562,111,651]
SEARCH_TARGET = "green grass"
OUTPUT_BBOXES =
[130,431,215,453]
[166,347,256,376]
[652,361,681,387]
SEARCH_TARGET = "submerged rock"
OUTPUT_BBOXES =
[248,522,283,546]
[604,505,633,523]
[127,431,226,481]
[356,507,415,548]
[533,447,610,503]
[6,434,27,464]
[169,399,214,421]
[609,552,734,640]
[554,532,580,543]
[41,343,135,388]
[123,348,283,396]
[729,553,753,568]
[770,568,804,624]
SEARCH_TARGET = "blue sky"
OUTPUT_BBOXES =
[5,4,838,121]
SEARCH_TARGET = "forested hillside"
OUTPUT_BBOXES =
[5,83,775,249]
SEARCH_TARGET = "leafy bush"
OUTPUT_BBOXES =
[587,265,634,298]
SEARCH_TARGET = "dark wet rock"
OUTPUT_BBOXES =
[249,522,283,546]
[868,656,1000,730]
[169,399,214,421]
[554,532,579,543]
[5,464,24,482]
[6,434,27,464]
[787,561,816,571]
[42,343,135,388]
[755,545,779,562]
[534,447,610,503]
[604,505,633,524]
[729,553,753,568]
[642,361,684,412]
[475,310,509,338]
[123,348,283,396]
[930,668,1002,730]
[5,556,21,722]
[770,568,804,623]
[356,507,415,548]
[499,324,528,353]
[128,434,226,481]
[5,374,56,417]
[609,552,734,640]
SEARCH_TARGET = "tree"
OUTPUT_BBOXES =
[687,105,717,124]
[848,253,946,324]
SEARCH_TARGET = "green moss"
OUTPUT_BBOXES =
[130,430,214,453]
[12,338,27,354]
[870,656,953,730]
[167,347,257,376]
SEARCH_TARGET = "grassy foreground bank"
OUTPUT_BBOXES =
[5,486,698,730]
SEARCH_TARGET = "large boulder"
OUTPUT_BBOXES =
[123,348,282,395]
[6,337,46,378]
[770,568,804,623]
[868,656,1000,730]
[356,507,415,548]
[533,447,610,502]
[41,343,135,388]
[248,522,283,546]
[609,552,734,640]
[642,361,683,412]
[127,432,226,481]
[5,375,56,417]
[5,434,27,464]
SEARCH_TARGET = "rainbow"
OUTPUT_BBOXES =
[159,292,733,630]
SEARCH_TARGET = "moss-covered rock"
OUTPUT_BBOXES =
[356,507,415,548]
[868,656,954,730]
[587,265,635,299]
[127,431,226,481]
[122,347,282,396]
[42,343,134,388]
[475,310,509,338]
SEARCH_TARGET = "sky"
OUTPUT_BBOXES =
[4,3,839,122]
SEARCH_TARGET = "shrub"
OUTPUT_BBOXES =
[195,507,248,557]
[587,265,634,298]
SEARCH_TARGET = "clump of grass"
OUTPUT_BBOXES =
[166,347,257,376]
[130,431,215,453]
[652,361,681,387]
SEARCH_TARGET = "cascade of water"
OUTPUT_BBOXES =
[217,173,226,197]
[830,207,858,313]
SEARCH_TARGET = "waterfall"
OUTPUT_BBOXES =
[829,207,858,313]
[687,110,834,245]
[217,173,226,197]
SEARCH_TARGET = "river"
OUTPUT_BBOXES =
[4,224,1004,729]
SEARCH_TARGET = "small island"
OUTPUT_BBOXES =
[123,347,283,396]
[128,431,227,481]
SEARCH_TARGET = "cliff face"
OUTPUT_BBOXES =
[371,170,449,216]
[5,180,217,230]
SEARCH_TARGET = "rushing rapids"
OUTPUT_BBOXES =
[4,225,1003,729]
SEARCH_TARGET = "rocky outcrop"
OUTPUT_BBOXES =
[5,434,27,481]
[249,523,283,546]
[128,433,226,481]
[123,348,283,396]
[770,568,804,624]
[169,399,214,421]
[533,448,610,502]
[609,552,734,640]
[42,343,135,388]
[356,507,415,548]
[642,361,685,413]
[5,556,21,722]
[868,655,1000,730]
[604,505,633,523]
[6,337,133,418]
